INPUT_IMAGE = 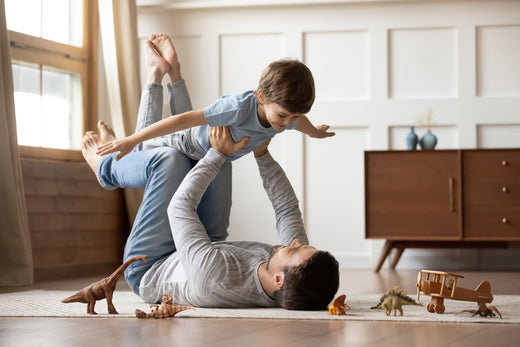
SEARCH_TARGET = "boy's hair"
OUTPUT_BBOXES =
[257,59,315,114]
[273,250,339,310]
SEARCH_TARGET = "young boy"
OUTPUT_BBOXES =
[96,34,334,161]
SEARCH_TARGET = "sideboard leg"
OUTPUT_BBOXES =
[390,247,405,269]
[374,240,394,272]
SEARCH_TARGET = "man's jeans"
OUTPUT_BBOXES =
[98,80,231,294]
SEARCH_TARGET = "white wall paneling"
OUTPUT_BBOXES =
[305,127,371,268]
[220,33,285,95]
[477,25,520,98]
[477,124,520,149]
[304,30,370,100]
[137,0,520,270]
[388,28,458,99]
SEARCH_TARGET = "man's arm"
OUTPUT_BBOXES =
[253,142,309,246]
[168,127,249,294]
[295,115,335,139]
[97,110,207,160]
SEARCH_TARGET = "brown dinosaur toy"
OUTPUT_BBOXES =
[61,255,148,314]
[135,294,194,319]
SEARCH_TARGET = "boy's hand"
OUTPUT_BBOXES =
[313,124,335,138]
[253,139,271,157]
[209,126,249,156]
[96,136,137,161]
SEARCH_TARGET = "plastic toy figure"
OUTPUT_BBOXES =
[329,294,350,315]
[62,255,148,314]
[135,294,194,319]
[371,286,422,316]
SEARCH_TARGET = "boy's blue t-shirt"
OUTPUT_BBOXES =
[197,90,300,161]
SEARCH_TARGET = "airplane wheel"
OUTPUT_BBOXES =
[427,303,435,313]
[434,304,445,314]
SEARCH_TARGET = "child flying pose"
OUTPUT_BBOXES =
[96,34,335,162]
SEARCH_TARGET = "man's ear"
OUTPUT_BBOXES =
[273,272,284,290]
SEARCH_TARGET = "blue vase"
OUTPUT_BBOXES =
[419,129,437,150]
[406,126,419,150]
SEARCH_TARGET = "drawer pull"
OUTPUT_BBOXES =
[502,160,508,166]
[502,187,509,193]
[449,177,454,211]
[502,218,509,224]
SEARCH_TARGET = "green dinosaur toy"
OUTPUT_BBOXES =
[371,286,422,316]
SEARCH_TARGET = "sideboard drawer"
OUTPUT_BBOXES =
[464,176,520,206]
[463,150,520,177]
[464,205,520,239]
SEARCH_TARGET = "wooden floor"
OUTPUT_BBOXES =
[1,269,519,347]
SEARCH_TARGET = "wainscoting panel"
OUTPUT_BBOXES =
[477,25,520,97]
[220,33,285,95]
[305,127,370,257]
[388,28,458,99]
[477,124,520,148]
[304,30,370,100]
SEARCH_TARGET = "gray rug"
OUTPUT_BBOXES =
[1,290,518,323]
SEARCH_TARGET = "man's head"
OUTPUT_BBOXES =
[266,239,340,310]
[256,59,315,116]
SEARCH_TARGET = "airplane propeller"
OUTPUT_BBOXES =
[416,270,422,301]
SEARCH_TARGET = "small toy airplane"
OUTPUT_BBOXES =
[416,269,501,318]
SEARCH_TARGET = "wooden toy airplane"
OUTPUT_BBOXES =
[416,269,502,318]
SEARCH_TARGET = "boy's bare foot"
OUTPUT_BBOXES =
[150,33,182,82]
[98,120,117,143]
[81,131,103,184]
[145,38,170,85]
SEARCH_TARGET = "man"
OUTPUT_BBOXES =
[81,123,339,310]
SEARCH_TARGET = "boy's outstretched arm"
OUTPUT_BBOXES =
[295,115,335,138]
[96,109,207,160]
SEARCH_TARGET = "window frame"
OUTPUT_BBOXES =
[8,0,98,160]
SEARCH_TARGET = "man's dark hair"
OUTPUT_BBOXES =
[273,250,339,310]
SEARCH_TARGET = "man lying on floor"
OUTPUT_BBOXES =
[81,123,339,310]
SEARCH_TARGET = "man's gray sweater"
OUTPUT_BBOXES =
[139,148,308,307]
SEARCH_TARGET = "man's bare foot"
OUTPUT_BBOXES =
[81,131,103,184]
[150,33,182,82]
[145,38,170,85]
[98,120,117,143]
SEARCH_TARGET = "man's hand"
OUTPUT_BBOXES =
[209,126,249,156]
[253,139,271,157]
[96,136,138,161]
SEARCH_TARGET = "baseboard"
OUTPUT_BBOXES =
[336,249,520,271]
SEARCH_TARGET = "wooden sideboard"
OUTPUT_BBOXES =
[365,149,519,272]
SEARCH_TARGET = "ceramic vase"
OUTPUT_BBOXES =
[406,126,419,150]
[419,129,438,150]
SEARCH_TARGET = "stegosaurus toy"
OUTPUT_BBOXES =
[371,286,422,316]
[135,294,194,319]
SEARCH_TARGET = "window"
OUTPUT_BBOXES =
[6,0,97,155]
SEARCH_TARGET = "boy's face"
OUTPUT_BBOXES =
[263,102,302,131]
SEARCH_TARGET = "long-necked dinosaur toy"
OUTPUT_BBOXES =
[61,255,148,314]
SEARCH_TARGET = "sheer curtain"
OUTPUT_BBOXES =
[0,0,33,287]
[98,0,142,223]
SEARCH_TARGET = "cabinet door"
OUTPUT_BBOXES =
[365,151,461,240]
